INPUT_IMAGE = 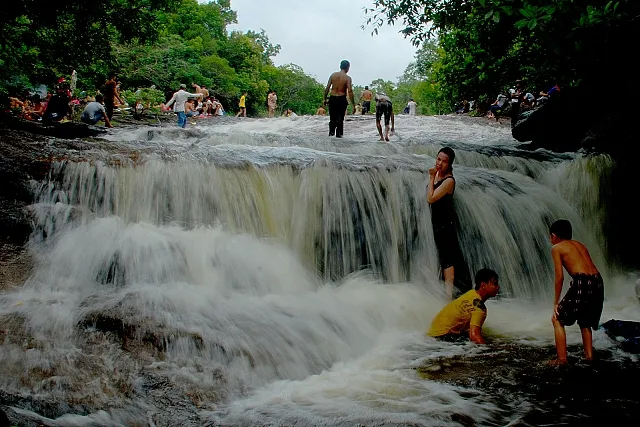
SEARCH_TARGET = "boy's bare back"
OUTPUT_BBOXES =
[552,240,599,276]
[327,71,352,96]
[361,89,373,101]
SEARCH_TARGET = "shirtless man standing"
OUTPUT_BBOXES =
[104,72,125,121]
[549,219,604,365]
[323,60,355,138]
[359,86,373,114]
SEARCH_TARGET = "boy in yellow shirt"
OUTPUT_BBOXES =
[428,268,500,344]
[235,91,247,117]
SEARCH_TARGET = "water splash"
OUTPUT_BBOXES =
[1,116,637,426]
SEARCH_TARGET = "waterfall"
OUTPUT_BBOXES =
[1,116,635,426]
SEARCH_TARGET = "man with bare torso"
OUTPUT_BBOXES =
[359,86,373,114]
[549,219,604,365]
[323,60,355,138]
[104,72,125,121]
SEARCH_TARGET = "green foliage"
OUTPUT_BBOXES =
[0,0,182,89]
[262,64,324,115]
[367,0,639,107]
[1,0,322,119]
[122,88,166,116]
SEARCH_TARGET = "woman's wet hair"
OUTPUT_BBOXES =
[438,147,456,172]
[438,147,455,163]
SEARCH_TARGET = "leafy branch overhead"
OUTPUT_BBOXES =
[365,0,638,105]
[0,0,324,116]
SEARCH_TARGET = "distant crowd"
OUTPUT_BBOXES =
[454,78,561,126]
[4,66,561,134]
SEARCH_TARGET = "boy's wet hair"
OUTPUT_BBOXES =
[340,60,350,70]
[475,268,498,290]
[438,146,456,164]
[550,219,572,240]
[95,94,104,103]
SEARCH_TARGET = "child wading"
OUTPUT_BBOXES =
[549,219,604,365]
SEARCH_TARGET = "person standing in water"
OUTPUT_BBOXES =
[103,72,125,121]
[359,85,373,114]
[427,147,459,299]
[407,98,417,115]
[165,83,203,128]
[323,60,355,137]
[549,219,604,365]
[267,90,277,118]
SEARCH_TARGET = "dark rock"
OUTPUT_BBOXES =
[0,129,52,245]
[512,86,633,154]
[0,407,10,427]
[0,115,108,139]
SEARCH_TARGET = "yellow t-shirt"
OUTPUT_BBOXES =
[239,95,246,108]
[427,290,487,337]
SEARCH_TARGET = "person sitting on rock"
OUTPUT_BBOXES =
[486,93,508,119]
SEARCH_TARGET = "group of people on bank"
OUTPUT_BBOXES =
[425,147,604,365]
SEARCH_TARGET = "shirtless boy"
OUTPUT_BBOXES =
[323,60,355,137]
[359,86,373,114]
[549,219,604,365]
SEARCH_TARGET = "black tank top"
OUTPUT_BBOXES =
[430,176,456,229]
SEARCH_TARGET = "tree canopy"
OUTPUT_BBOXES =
[367,0,639,106]
[0,0,324,116]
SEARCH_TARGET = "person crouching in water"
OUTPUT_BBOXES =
[80,94,112,128]
[427,147,460,299]
[549,219,604,365]
[428,268,500,343]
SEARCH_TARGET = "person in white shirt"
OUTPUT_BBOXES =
[80,94,112,128]
[164,83,203,128]
[407,99,417,115]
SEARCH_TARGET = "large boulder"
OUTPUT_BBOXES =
[512,85,632,154]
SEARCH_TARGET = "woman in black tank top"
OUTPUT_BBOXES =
[427,147,458,299]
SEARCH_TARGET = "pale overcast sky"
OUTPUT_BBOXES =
[224,0,417,85]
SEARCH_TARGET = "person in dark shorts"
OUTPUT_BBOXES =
[359,85,373,114]
[427,147,459,299]
[323,60,355,137]
[549,219,605,365]
[374,92,395,141]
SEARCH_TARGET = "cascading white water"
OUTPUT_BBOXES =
[1,115,638,426]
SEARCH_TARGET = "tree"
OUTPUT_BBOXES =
[1,0,323,121]
[262,64,324,115]
[0,0,181,90]
[366,1,640,103]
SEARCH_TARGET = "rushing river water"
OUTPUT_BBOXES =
[1,114,639,426]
